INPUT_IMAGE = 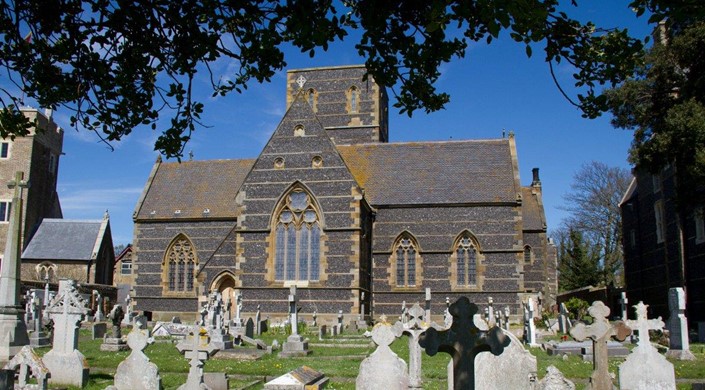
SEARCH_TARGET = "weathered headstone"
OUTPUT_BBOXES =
[400,300,408,325]
[245,318,254,339]
[42,279,90,388]
[311,309,317,327]
[255,305,262,335]
[419,296,510,390]
[204,372,229,390]
[206,292,233,350]
[106,326,162,390]
[537,366,576,390]
[265,365,328,389]
[503,306,510,331]
[134,314,148,330]
[475,328,537,390]
[570,301,631,390]
[152,322,190,338]
[424,288,432,324]
[619,301,675,390]
[0,172,30,361]
[524,298,538,346]
[402,303,427,389]
[619,292,628,321]
[444,297,452,329]
[356,320,408,389]
[92,322,107,340]
[102,305,129,351]
[280,287,310,357]
[558,303,571,334]
[318,325,327,341]
[122,294,135,326]
[92,290,105,322]
[29,294,50,347]
[3,345,50,390]
[487,297,496,327]
[176,326,219,390]
[665,287,695,360]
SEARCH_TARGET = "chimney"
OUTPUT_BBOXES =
[531,168,541,187]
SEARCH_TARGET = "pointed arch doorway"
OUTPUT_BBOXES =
[211,271,237,320]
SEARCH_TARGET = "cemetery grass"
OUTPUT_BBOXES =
[43,330,705,389]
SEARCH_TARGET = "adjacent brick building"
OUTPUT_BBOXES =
[620,167,705,323]
[0,108,63,259]
[132,65,558,322]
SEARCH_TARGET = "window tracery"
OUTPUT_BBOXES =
[273,189,321,282]
[391,233,420,288]
[450,232,484,290]
[164,235,197,293]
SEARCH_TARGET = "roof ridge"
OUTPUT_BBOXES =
[336,138,507,147]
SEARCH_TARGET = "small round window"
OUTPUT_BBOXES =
[312,156,323,168]
[274,157,285,169]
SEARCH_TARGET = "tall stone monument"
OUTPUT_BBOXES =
[665,287,695,360]
[402,303,427,389]
[0,172,30,361]
[280,286,310,357]
[176,326,219,390]
[43,279,90,388]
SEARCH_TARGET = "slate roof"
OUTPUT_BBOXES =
[521,187,546,231]
[336,139,519,205]
[22,219,104,261]
[619,177,638,207]
[135,159,255,220]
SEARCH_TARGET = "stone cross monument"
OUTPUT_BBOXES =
[402,303,427,389]
[43,279,90,388]
[280,286,310,357]
[570,301,631,390]
[620,301,675,390]
[0,171,30,361]
[176,326,219,390]
[419,296,510,390]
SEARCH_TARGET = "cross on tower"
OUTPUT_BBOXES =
[296,75,307,89]
[419,296,510,390]
[570,301,631,390]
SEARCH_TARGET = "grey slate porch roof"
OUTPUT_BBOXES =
[22,219,104,261]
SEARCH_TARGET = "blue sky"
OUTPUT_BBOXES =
[6,1,652,246]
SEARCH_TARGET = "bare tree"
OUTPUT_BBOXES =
[561,161,632,287]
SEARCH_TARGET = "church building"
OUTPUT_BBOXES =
[131,65,557,322]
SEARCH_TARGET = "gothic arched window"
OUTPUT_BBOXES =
[524,245,532,264]
[348,86,359,113]
[450,232,484,290]
[274,189,321,282]
[306,88,317,112]
[391,233,421,288]
[163,235,197,293]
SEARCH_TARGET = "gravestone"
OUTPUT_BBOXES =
[356,320,408,389]
[475,328,537,390]
[92,322,107,340]
[419,296,510,390]
[619,301,675,390]
[318,325,327,341]
[570,301,631,390]
[232,293,243,327]
[280,286,310,357]
[122,294,135,326]
[487,297,496,327]
[152,322,191,338]
[537,366,575,390]
[0,172,30,361]
[176,326,219,390]
[524,298,538,346]
[42,279,90,388]
[444,297,452,329]
[424,288,432,324]
[204,373,229,390]
[619,292,628,321]
[106,326,162,390]
[665,287,695,360]
[265,365,328,389]
[311,309,317,327]
[206,292,233,350]
[102,304,129,351]
[503,306,510,331]
[402,303,427,389]
[92,290,105,322]
[245,318,254,339]
[400,301,408,325]
[3,345,50,390]
[255,305,262,335]
[29,295,50,347]
[23,291,33,330]
[558,303,571,334]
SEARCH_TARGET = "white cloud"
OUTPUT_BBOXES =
[59,186,143,214]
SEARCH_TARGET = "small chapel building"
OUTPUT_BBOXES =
[131,65,557,322]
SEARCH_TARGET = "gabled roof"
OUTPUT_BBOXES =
[521,187,546,231]
[22,219,108,261]
[336,139,519,205]
[135,159,255,220]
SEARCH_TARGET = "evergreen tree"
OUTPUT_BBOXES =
[557,228,601,291]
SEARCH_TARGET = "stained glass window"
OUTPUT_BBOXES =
[273,189,321,282]
[394,236,418,287]
[455,235,478,287]
[165,236,197,292]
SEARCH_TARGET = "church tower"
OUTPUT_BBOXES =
[286,65,388,145]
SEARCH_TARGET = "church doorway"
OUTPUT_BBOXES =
[210,272,237,319]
